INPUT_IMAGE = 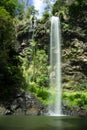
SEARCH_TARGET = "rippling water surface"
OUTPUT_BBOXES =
[0,116,87,130]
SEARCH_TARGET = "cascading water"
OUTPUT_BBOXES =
[49,16,61,116]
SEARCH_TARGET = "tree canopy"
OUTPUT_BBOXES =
[0,1,26,104]
[0,0,24,17]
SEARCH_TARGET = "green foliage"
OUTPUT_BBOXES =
[63,92,87,108]
[75,83,87,91]
[22,48,49,87]
[34,19,50,53]
[20,39,50,104]
[24,6,38,19]
[0,6,26,104]
[21,40,49,88]
[0,0,24,17]
[42,12,51,21]
[27,82,38,93]
[26,81,50,104]
[52,0,67,15]
[37,89,49,100]
[13,0,24,15]
[0,0,16,17]
[68,0,87,26]
[37,88,57,105]
[0,7,15,64]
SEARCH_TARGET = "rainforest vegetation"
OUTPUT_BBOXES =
[0,0,87,111]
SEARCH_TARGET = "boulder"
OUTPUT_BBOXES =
[4,91,47,116]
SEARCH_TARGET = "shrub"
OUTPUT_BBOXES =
[63,92,87,108]
[37,88,49,100]
[27,82,38,93]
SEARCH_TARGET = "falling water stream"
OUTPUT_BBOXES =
[49,16,61,116]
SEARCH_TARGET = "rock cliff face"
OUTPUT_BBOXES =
[14,1,87,116]
[61,3,87,91]
[16,19,50,50]
[16,20,34,54]
[16,13,87,91]
[0,92,47,115]
[62,39,87,90]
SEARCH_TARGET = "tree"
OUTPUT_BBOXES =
[0,0,24,17]
[24,6,38,19]
[68,0,87,26]
[19,0,30,8]
[43,0,56,13]
[0,7,26,104]
[52,0,66,15]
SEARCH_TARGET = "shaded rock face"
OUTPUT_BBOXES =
[62,38,87,90]
[62,105,87,117]
[3,92,47,115]
[16,19,50,56]
[16,21,35,55]
[61,3,87,90]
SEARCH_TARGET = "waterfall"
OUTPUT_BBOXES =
[49,16,61,116]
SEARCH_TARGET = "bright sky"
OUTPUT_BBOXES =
[33,0,45,17]
[21,0,45,17]
[33,0,56,17]
[28,0,56,17]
